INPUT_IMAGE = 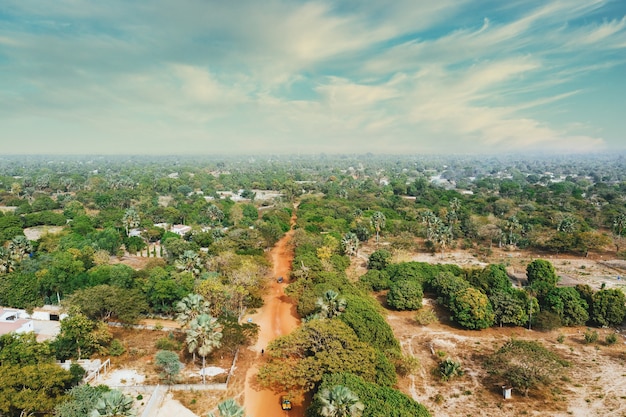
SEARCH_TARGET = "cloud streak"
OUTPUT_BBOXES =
[0,0,624,154]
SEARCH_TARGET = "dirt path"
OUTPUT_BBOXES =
[243,209,303,417]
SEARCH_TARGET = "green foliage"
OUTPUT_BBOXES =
[0,363,73,416]
[489,289,529,327]
[53,310,113,360]
[108,339,126,357]
[258,320,381,392]
[54,384,110,417]
[207,398,247,417]
[367,250,392,270]
[449,287,495,329]
[155,350,183,384]
[484,339,569,396]
[386,280,423,311]
[339,294,400,353]
[543,287,589,326]
[438,358,463,381]
[414,308,438,325]
[465,264,511,295]
[428,272,470,306]
[532,310,562,331]
[591,288,626,326]
[605,333,618,345]
[526,259,558,296]
[0,332,53,366]
[358,269,391,291]
[317,385,364,417]
[583,329,598,344]
[309,373,431,417]
[67,285,148,324]
[155,335,181,351]
[91,389,136,416]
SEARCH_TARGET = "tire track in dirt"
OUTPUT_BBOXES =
[243,208,303,417]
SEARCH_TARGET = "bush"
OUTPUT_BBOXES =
[368,249,392,270]
[605,333,618,345]
[108,339,126,356]
[583,329,598,344]
[358,270,391,291]
[533,311,562,331]
[415,308,438,325]
[387,280,423,311]
[155,336,180,351]
[438,358,463,381]
[449,287,494,330]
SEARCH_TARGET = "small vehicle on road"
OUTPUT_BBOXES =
[281,395,292,410]
[277,276,284,283]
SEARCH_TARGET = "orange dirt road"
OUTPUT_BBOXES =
[243,213,303,417]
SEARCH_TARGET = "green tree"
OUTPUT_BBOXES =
[0,363,73,416]
[53,310,112,360]
[341,232,359,258]
[386,280,423,311]
[175,250,203,278]
[67,285,148,324]
[316,290,347,319]
[310,372,430,417]
[122,207,140,236]
[591,289,626,326]
[318,385,364,417]
[370,212,386,244]
[488,289,529,327]
[186,313,223,384]
[367,249,392,270]
[484,339,569,396]
[8,235,32,261]
[257,320,381,393]
[176,293,211,328]
[526,259,558,298]
[543,287,589,326]
[450,287,494,330]
[155,350,183,384]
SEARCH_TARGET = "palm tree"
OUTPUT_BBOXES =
[122,207,140,236]
[341,232,359,257]
[90,390,135,417]
[0,247,17,274]
[207,398,247,417]
[370,211,386,244]
[613,213,626,238]
[318,385,364,417]
[207,205,225,226]
[175,250,203,277]
[315,290,347,319]
[176,293,211,327]
[8,236,32,261]
[186,313,223,384]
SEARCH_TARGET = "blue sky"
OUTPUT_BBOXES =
[0,0,625,155]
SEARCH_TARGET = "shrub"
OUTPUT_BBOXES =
[415,308,438,325]
[605,333,618,345]
[387,280,423,311]
[155,336,180,351]
[583,329,598,344]
[438,358,463,382]
[108,339,126,356]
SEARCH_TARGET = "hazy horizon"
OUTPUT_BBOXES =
[1,1,625,155]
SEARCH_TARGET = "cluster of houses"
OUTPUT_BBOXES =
[0,305,66,341]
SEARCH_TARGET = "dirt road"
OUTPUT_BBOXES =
[243,211,302,417]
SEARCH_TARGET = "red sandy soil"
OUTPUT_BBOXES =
[243,210,304,417]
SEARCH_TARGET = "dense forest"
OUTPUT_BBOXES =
[0,153,625,416]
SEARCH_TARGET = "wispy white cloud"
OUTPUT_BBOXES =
[0,0,623,154]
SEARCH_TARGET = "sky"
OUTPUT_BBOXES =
[0,0,625,155]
